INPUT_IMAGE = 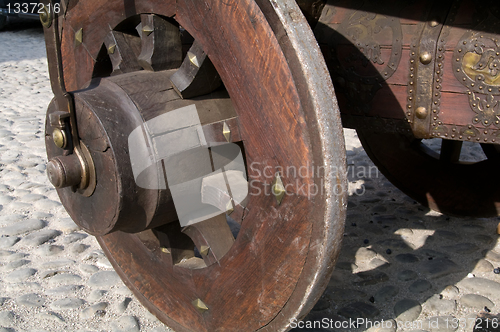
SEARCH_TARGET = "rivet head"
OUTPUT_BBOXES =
[429,20,439,27]
[272,173,286,205]
[192,298,209,313]
[160,247,170,254]
[415,107,428,119]
[52,128,67,149]
[420,52,432,65]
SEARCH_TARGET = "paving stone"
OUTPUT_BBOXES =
[365,319,397,332]
[398,270,418,281]
[41,259,76,269]
[96,256,113,269]
[33,244,64,256]
[60,233,87,244]
[115,297,132,314]
[81,302,109,319]
[457,277,500,298]
[88,271,121,288]
[70,243,89,254]
[420,258,461,279]
[424,295,457,315]
[374,285,399,303]
[484,250,500,262]
[395,253,420,263]
[0,250,14,257]
[434,230,459,241]
[18,229,61,247]
[4,267,36,282]
[0,297,8,306]
[459,294,495,309]
[0,311,15,326]
[15,293,45,307]
[45,285,83,296]
[34,199,62,210]
[420,249,449,260]
[353,271,389,286]
[50,298,85,310]
[57,218,80,233]
[110,315,140,332]
[336,261,357,271]
[376,238,409,249]
[5,282,42,293]
[474,234,494,245]
[440,285,459,300]
[441,243,479,254]
[35,311,65,323]
[88,290,107,302]
[3,252,27,262]
[338,302,380,319]
[355,247,377,262]
[115,287,134,297]
[409,279,433,293]
[422,316,458,332]
[0,219,45,236]
[474,259,494,273]
[1,259,30,272]
[394,299,422,321]
[21,194,45,202]
[80,264,99,274]
[46,273,82,285]
[367,258,390,270]
[0,236,20,248]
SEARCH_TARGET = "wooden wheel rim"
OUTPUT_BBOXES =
[357,130,500,217]
[57,1,347,331]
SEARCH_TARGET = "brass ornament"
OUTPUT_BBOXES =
[272,173,286,205]
[192,298,209,313]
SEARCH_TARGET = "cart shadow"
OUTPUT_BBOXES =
[292,146,500,332]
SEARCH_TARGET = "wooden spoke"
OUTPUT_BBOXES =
[137,14,182,71]
[170,40,222,99]
[103,30,142,75]
[182,215,235,265]
[440,139,463,163]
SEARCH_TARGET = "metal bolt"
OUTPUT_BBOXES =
[75,28,83,46]
[429,20,439,27]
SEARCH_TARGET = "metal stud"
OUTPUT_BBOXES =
[75,28,83,47]
[160,247,170,254]
[420,52,432,65]
[272,173,286,205]
[188,51,199,67]
[199,246,210,256]
[142,26,154,36]
[415,107,428,119]
[226,199,234,215]
[192,298,209,313]
[107,44,116,55]
[222,122,231,142]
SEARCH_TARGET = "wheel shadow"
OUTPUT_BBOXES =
[292,144,500,332]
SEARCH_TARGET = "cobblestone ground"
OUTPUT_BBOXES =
[1,21,500,332]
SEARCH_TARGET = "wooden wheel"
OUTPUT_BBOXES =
[44,0,347,331]
[357,130,500,217]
